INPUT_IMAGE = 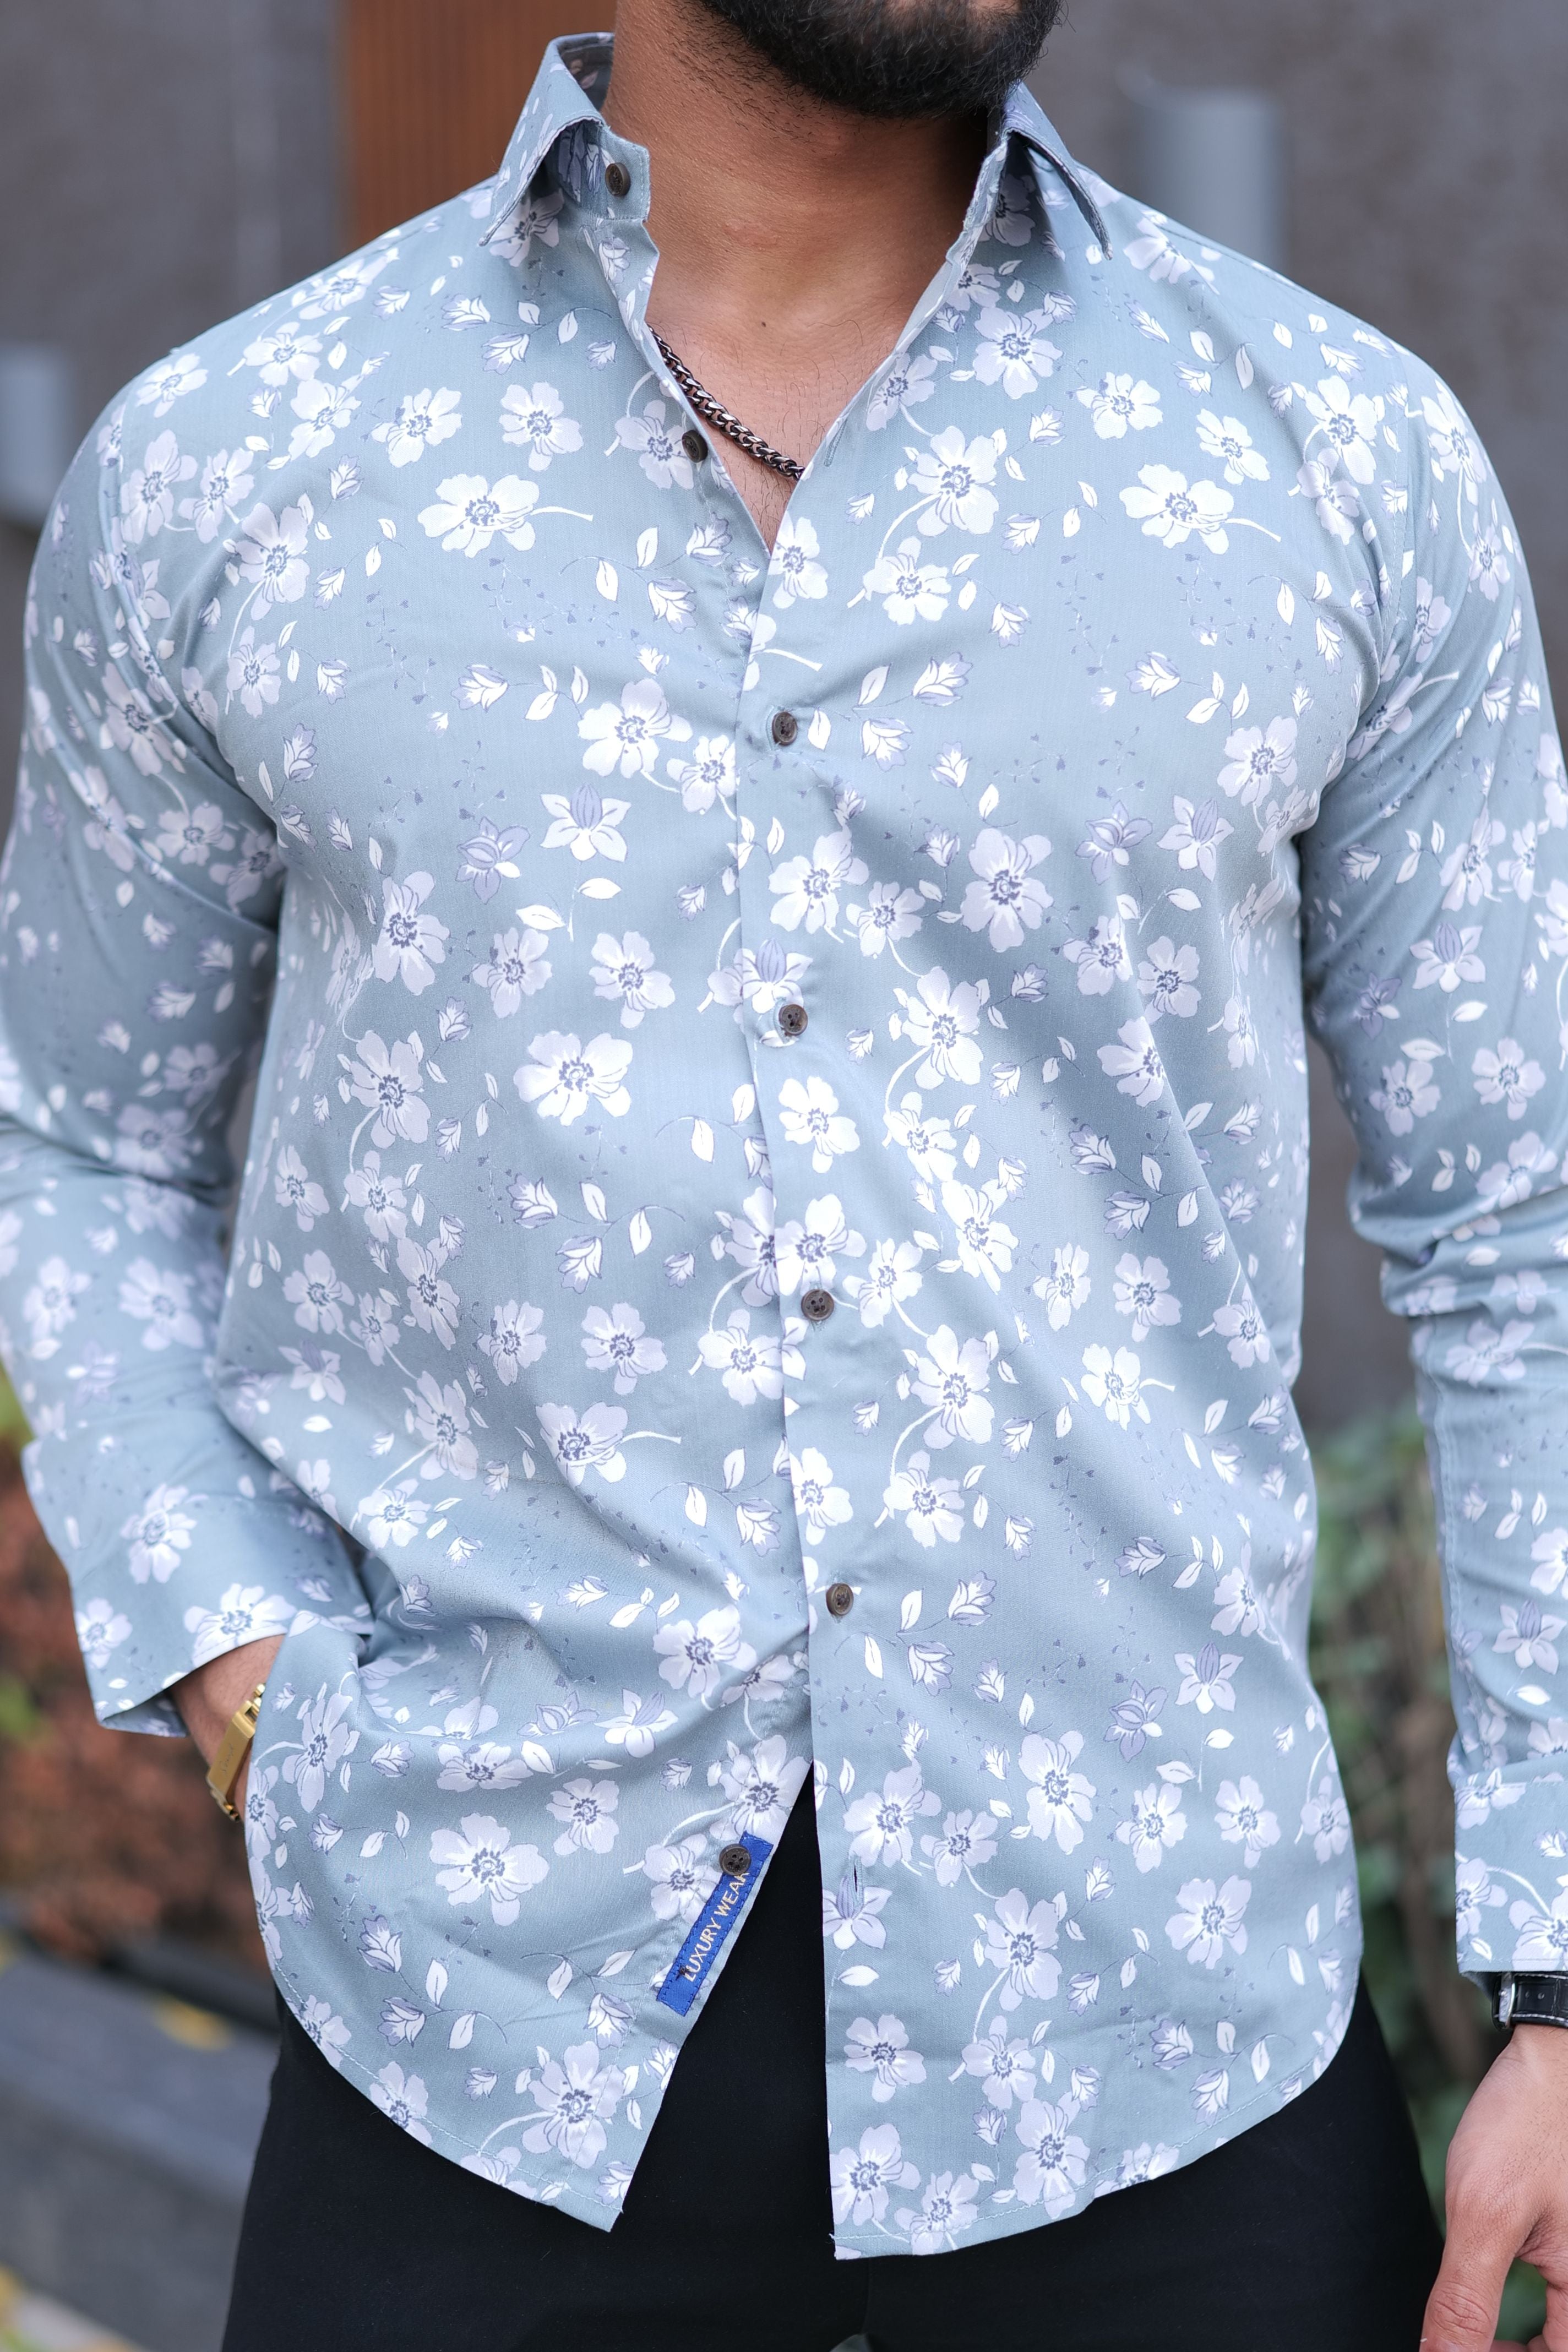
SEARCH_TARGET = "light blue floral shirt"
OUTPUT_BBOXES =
[3,31,1565,2255]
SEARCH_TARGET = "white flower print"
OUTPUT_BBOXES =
[862,538,951,624]
[1195,410,1269,483]
[1214,1777,1280,1867]
[1300,1778,1352,1863]
[285,1686,356,1811]
[845,1764,940,1866]
[972,305,1061,399]
[1077,372,1162,438]
[581,1302,666,1393]
[777,1075,859,1171]
[1117,1781,1187,1872]
[371,2063,433,2146]
[771,516,828,609]
[615,398,696,489]
[236,502,309,612]
[1473,1038,1545,1120]
[183,1582,291,1666]
[346,1031,429,1146]
[548,1776,620,1856]
[1020,1730,1095,1852]
[515,1032,633,1124]
[790,1447,853,1544]
[667,733,736,813]
[472,927,551,1016]
[522,2044,625,2168]
[418,472,539,554]
[122,1483,197,1583]
[1120,466,1233,552]
[430,1813,547,1923]
[117,1259,204,1350]
[697,1310,783,1407]
[911,424,1000,537]
[372,387,462,467]
[1033,1245,1090,1331]
[1080,1343,1151,1429]
[1098,1019,1166,1107]
[373,873,449,995]
[578,679,689,778]
[135,350,207,414]
[1218,717,1298,808]
[1112,1255,1179,1343]
[899,2172,981,2254]
[654,1604,756,1701]
[961,2018,1037,2106]
[75,1598,132,1672]
[1012,2098,1089,2216]
[227,628,280,717]
[498,380,582,470]
[896,968,986,1087]
[846,2014,927,2102]
[1166,1875,1251,1968]
[911,1326,994,1447]
[1303,375,1381,484]
[883,1451,965,1547]
[643,1837,719,1923]
[589,931,673,1027]
[769,829,868,933]
[984,1888,1061,2010]
[1137,936,1200,1020]
[537,1403,628,1487]
[830,2125,918,2227]
[541,783,630,861]
[959,828,1052,951]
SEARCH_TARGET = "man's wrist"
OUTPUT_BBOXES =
[172,1636,284,1768]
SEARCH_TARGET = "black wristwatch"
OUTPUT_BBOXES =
[1487,1973,1568,2031]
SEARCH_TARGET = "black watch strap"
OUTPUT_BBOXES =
[1490,1973,1568,2030]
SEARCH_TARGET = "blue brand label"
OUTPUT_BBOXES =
[654,1831,773,2016]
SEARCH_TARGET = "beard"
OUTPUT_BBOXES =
[687,0,1064,121]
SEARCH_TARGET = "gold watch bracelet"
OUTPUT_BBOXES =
[205,1680,269,1822]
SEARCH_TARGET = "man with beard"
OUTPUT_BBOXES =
[4,2,1566,2346]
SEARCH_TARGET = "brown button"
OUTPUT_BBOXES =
[718,1842,752,1877]
[604,159,631,199]
[681,427,709,464]
[777,1001,808,1039]
[801,1287,835,1324]
[770,709,799,748]
[824,1582,855,1619]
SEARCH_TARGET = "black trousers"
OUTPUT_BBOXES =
[225,1784,1442,2351]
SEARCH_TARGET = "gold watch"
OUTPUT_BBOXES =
[205,1680,269,1822]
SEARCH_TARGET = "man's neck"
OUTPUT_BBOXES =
[604,0,994,542]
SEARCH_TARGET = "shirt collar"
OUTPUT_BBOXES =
[483,33,1110,257]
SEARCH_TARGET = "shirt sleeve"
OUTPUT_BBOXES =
[0,404,367,1735]
[1300,360,1568,1977]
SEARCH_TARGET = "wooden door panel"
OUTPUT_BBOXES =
[343,2,602,246]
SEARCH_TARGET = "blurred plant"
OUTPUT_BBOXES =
[1310,1404,1544,2340]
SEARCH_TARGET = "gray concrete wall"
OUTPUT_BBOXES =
[0,0,340,828]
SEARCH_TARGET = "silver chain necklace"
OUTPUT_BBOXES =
[652,331,804,483]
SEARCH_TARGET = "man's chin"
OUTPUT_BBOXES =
[689,0,1064,121]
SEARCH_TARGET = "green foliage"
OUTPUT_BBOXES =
[1310,1407,1545,2340]
[0,1374,27,1458]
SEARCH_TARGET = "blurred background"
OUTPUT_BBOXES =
[0,3,1560,2345]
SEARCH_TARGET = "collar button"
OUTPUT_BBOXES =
[681,427,709,464]
[604,159,631,199]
